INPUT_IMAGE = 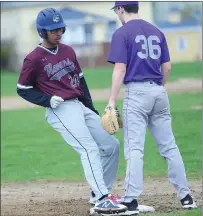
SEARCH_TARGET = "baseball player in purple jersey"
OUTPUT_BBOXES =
[106,1,197,214]
[17,8,128,214]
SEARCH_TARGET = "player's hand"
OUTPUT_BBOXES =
[50,96,64,109]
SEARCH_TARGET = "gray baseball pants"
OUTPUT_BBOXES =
[45,98,120,200]
[122,81,191,202]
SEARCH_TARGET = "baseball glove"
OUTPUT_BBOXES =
[101,105,123,135]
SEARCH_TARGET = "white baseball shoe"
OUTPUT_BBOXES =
[94,194,127,214]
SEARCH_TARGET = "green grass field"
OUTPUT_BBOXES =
[2,92,201,183]
[1,62,202,216]
[1,61,202,96]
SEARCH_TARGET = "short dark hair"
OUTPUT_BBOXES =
[122,5,139,14]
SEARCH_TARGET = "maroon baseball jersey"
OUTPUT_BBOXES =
[18,43,83,100]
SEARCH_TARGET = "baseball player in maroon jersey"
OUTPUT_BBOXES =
[17,8,128,214]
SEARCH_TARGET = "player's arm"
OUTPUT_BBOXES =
[107,30,127,107]
[79,75,99,115]
[109,63,126,107]
[17,88,52,107]
[17,57,52,108]
[160,34,171,86]
[72,51,99,115]
[161,62,171,86]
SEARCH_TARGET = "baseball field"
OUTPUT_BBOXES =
[1,61,202,216]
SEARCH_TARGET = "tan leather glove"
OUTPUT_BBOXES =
[101,105,123,135]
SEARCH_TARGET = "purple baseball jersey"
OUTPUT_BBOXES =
[108,19,170,85]
[18,43,83,100]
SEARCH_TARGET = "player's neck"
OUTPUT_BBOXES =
[42,40,58,49]
[124,13,140,24]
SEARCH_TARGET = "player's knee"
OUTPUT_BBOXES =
[102,136,120,156]
[80,145,100,159]
[159,143,178,158]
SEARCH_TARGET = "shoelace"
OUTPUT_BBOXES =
[108,194,121,204]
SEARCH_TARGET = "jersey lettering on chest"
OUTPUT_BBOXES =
[44,58,75,81]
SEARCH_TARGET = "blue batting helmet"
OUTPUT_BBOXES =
[36,8,66,39]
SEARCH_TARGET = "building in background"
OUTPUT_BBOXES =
[152,2,202,63]
[1,1,202,71]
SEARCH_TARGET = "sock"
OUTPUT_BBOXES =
[98,194,109,201]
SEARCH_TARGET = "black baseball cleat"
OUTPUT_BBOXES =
[122,199,139,215]
[180,194,197,209]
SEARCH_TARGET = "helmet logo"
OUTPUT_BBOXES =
[53,15,60,23]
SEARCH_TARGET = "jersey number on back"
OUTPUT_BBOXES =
[135,35,161,60]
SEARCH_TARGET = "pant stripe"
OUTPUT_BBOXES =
[124,89,131,202]
[51,109,104,197]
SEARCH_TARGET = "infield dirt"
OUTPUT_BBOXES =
[1,177,202,216]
